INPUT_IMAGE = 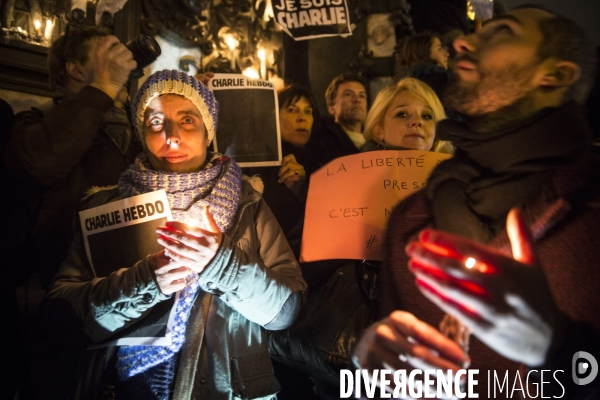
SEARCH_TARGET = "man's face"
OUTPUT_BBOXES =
[328,81,367,127]
[444,8,552,117]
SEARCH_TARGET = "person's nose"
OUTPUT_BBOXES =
[165,122,181,146]
[453,34,476,56]
[409,114,423,127]
[297,112,306,122]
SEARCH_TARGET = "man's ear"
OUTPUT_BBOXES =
[65,61,87,83]
[327,104,336,117]
[537,59,581,89]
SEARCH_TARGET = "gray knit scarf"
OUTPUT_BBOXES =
[115,152,242,389]
[118,152,243,232]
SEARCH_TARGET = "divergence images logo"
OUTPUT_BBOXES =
[572,351,598,385]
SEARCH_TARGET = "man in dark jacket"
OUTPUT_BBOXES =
[311,73,367,161]
[2,26,139,399]
[354,6,599,399]
[3,26,139,287]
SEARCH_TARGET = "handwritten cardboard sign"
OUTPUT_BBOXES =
[209,74,282,167]
[301,150,452,262]
[273,0,352,40]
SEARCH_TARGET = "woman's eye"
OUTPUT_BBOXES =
[182,117,194,124]
[396,111,408,118]
[287,107,297,113]
[149,118,163,128]
[304,109,313,115]
[423,114,433,120]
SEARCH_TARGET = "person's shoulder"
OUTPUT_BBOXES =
[359,140,381,153]
[240,176,264,203]
[319,115,343,133]
[13,99,55,123]
[387,190,432,229]
[551,152,600,203]
[80,186,121,210]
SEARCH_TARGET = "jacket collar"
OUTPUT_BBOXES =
[490,152,600,255]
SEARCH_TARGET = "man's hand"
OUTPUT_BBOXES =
[90,35,137,100]
[195,71,215,86]
[156,206,223,276]
[278,154,306,189]
[148,249,193,295]
[353,311,468,393]
[406,208,565,367]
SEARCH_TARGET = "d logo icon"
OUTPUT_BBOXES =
[572,351,598,385]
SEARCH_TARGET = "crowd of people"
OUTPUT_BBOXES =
[1,4,599,400]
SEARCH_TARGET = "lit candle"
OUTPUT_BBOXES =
[44,18,54,41]
[224,35,238,70]
[242,67,260,80]
[257,48,267,80]
[34,19,41,37]
[185,218,201,228]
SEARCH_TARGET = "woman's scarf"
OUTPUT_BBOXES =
[115,152,242,382]
[426,102,592,242]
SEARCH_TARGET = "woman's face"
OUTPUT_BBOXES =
[429,37,449,69]
[279,96,314,147]
[144,94,208,172]
[376,91,436,151]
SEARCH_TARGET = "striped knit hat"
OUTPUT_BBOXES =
[132,69,218,145]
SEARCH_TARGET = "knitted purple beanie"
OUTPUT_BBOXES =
[132,70,219,144]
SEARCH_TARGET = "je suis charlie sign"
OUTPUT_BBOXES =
[273,0,352,40]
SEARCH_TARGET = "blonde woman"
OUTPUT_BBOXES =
[361,77,452,153]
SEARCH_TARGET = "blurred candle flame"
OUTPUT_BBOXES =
[185,218,201,228]
[44,18,54,40]
[242,67,260,79]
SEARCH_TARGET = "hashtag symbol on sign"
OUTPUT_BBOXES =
[366,235,378,249]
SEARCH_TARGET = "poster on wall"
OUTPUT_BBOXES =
[209,74,282,167]
[367,13,396,58]
[273,0,352,40]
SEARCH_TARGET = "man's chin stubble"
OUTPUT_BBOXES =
[443,68,538,132]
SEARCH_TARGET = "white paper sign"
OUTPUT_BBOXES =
[79,190,178,347]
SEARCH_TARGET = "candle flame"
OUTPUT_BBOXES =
[242,67,260,80]
[263,0,274,22]
[185,218,201,228]
[44,19,54,40]
[224,35,238,51]
[257,48,266,61]
[465,257,476,269]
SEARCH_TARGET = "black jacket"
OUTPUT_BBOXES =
[310,116,358,163]
[3,85,142,286]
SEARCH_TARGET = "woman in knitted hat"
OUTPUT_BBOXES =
[45,70,307,400]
